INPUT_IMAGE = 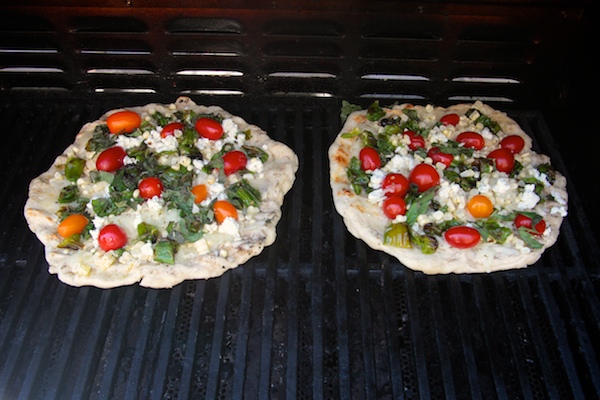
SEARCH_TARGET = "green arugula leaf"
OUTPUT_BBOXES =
[406,187,437,226]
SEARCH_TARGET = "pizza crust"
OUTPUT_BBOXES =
[25,97,298,288]
[329,102,568,274]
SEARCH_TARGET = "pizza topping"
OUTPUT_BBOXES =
[456,131,485,150]
[467,194,494,218]
[106,110,142,135]
[340,100,567,254]
[96,146,127,172]
[359,147,381,171]
[138,177,164,199]
[195,117,224,140]
[98,224,128,251]
[500,135,525,154]
[408,163,440,192]
[444,226,481,249]
[52,103,270,264]
[57,213,89,238]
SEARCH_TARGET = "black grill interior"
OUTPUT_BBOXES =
[1,2,599,399]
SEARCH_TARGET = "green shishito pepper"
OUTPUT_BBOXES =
[383,223,411,248]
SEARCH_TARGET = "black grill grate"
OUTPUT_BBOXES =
[0,98,599,399]
[1,2,600,399]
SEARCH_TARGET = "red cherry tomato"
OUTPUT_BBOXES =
[106,110,141,134]
[427,147,454,167]
[488,148,515,173]
[440,113,460,126]
[96,146,126,172]
[409,163,440,192]
[195,117,224,140]
[404,130,426,150]
[138,177,164,199]
[444,226,481,249]
[456,131,485,150]
[514,214,546,235]
[382,196,407,219]
[223,150,248,176]
[161,122,185,138]
[500,135,525,154]
[359,147,381,171]
[382,173,410,198]
[98,224,128,251]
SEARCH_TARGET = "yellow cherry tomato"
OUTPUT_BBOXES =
[106,110,141,134]
[191,184,208,204]
[57,214,89,237]
[467,194,494,218]
[213,200,238,224]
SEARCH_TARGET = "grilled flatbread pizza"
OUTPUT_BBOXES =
[329,101,568,274]
[25,97,298,288]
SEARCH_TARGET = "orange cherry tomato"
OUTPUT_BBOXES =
[57,214,89,238]
[467,194,494,218]
[191,184,208,204]
[106,110,141,134]
[213,200,238,224]
[195,118,224,140]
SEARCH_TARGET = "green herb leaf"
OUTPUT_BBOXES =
[346,156,371,195]
[58,184,80,204]
[405,187,437,226]
[367,101,386,121]
[137,222,161,243]
[154,240,176,264]
[340,100,362,123]
[517,227,544,249]
[225,179,262,209]
[86,125,115,152]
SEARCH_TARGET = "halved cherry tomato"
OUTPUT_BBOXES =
[106,110,141,135]
[359,147,381,171]
[404,130,426,150]
[213,200,238,223]
[161,122,184,138]
[382,196,406,219]
[96,146,126,172]
[191,184,208,204]
[467,194,494,218]
[440,113,460,126]
[456,131,485,150]
[138,177,164,199]
[382,173,410,198]
[427,147,454,167]
[98,224,128,251]
[514,214,546,235]
[409,163,440,192]
[444,226,481,249]
[500,135,525,154]
[488,148,515,173]
[57,213,89,238]
[195,117,223,140]
[223,150,248,176]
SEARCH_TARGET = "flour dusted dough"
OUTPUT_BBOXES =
[329,102,568,274]
[25,97,298,288]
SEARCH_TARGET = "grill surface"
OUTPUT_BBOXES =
[1,2,600,399]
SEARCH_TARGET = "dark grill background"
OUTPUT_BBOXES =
[1,2,599,399]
